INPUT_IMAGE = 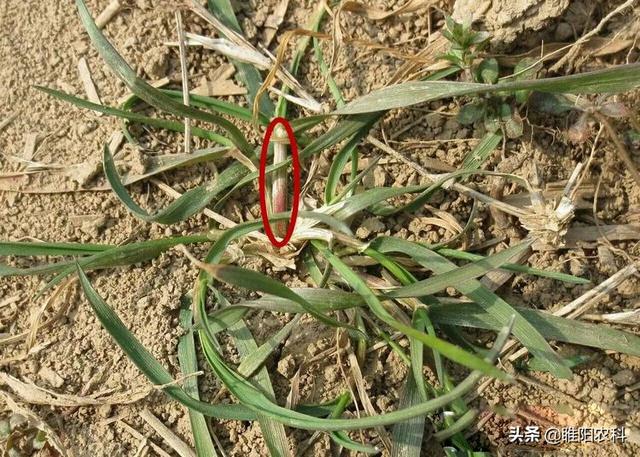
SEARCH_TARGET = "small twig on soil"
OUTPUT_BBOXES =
[108,130,125,159]
[592,172,637,266]
[174,11,191,154]
[347,349,391,451]
[593,111,640,187]
[0,341,51,367]
[0,372,150,407]
[133,438,149,457]
[564,264,638,319]
[1,292,72,347]
[572,124,604,200]
[551,0,636,71]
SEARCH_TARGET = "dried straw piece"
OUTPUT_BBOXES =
[77,57,103,115]
[550,0,636,71]
[0,390,69,456]
[22,133,38,162]
[0,372,150,407]
[139,408,196,457]
[108,130,125,158]
[504,263,639,363]
[496,37,635,67]
[0,295,21,308]
[95,0,121,29]
[346,345,386,450]
[559,264,638,319]
[26,277,76,350]
[118,421,173,457]
[175,11,191,154]
[1,292,72,347]
[583,309,640,326]
[263,0,289,46]
[594,112,640,187]
[191,64,245,96]
[188,1,322,113]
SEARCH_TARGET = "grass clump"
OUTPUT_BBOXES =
[3,1,640,455]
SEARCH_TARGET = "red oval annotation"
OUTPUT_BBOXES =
[259,117,300,249]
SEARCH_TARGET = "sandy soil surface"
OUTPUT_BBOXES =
[1,0,640,456]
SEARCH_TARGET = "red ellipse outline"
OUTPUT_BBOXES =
[259,117,300,248]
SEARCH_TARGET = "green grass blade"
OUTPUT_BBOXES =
[195,288,514,431]
[371,237,572,379]
[390,376,427,457]
[228,320,293,457]
[0,241,112,256]
[311,241,510,381]
[187,221,512,431]
[215,113,380,207]
[0,261,75,279]
[134,88,264,124]
[435,248,590,284]
[331,185,428,220]
[229,288,366,314]
[236,315,301,378]
[324,127,371,204]
[371,169,525,217]
[178,304,218,457]
[331,431,379,453]
[336,63,640,114]
[206,0,274,117]
[429,302,640,357]
[75,263,257,421]
[462,131,502,171]
[410,309,431,402]
[204,264,363,336]
[233,286,640,358]
[386,240,532,298]
[37,87,234,146]
[26,235,211,292]
[75,0,254,158]
[207,307,250,334]
[313,36,344,107]
[103,145,222,224]
[326,393,377,453]
[433,409,478,442]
